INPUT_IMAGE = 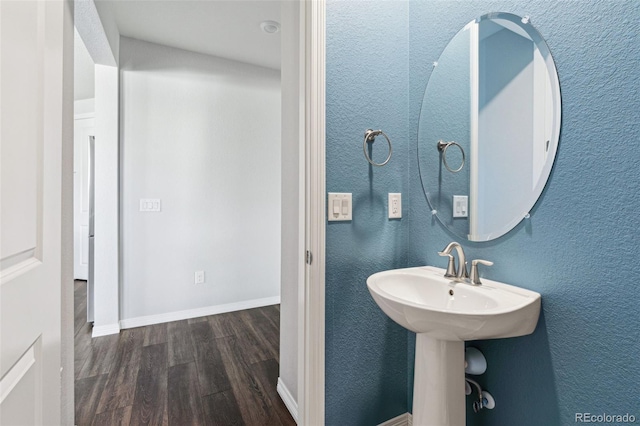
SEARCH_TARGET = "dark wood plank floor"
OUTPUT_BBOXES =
[74,280,295,426]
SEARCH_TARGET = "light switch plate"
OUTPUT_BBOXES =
[140,198,161,212]
[327,193,352,221]
[453,195,468,218]
[388,193,402,219]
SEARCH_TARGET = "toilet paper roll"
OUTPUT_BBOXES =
[465,347,487,375]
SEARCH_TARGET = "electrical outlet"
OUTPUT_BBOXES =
[388,193,402,219]
[194,270,205,284]
[140,198,161,212]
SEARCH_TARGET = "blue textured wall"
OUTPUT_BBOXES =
[325,1,410,424]
[326,1,640,424]
[408,1,640,425]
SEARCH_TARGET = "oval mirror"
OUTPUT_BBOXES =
[418,12,561,242]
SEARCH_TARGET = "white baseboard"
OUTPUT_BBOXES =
[378,412,412,426]
[119,296,281,329]
[277,377,298,423]
[91,322,120,337]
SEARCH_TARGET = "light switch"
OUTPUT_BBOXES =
[327,193,352,221]
[140,198,162,212]
[453,195,468,218]
[388,193,402,219]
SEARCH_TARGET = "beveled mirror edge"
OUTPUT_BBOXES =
[419,12,563,242]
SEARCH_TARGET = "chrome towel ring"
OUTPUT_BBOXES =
[363,129,392,167]
[437,140,465,173]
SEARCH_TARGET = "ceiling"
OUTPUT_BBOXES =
[95,0,282,70]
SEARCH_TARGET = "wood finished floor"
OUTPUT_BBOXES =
[74,280,295,426]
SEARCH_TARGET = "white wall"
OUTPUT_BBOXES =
[74,28,95,101]
[119,37,281,323]
[93,64,120,335]
[75,0,121,337]
[278,0,301,410]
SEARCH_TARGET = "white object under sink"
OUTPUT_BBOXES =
[367,266,541,426]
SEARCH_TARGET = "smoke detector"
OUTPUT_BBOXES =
[260,20,280,34]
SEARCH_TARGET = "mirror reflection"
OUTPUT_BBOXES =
[418,12,561,242]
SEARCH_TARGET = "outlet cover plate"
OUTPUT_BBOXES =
[453,195,468,218]
[388,193,402,219]
[140,198,161,212]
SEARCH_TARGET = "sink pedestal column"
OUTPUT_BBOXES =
[413,334,465,426]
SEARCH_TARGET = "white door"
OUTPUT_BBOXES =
[74,117,94,280]
[0,0,68,423]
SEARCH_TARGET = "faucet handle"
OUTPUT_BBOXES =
[438,252,457,278]
[469,259,493,285]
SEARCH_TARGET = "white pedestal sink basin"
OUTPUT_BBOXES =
[367,266,541,426]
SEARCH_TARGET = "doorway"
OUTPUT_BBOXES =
[71,0,297,422]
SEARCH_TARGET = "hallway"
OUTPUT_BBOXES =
[74,281,295,425]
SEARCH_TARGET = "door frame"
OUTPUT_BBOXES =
[298,0,326,424]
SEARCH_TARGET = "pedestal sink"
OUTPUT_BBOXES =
[367,266,541,426]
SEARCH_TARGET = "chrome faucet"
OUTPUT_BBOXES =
[438,242,468,280]
[469,259,494,285]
